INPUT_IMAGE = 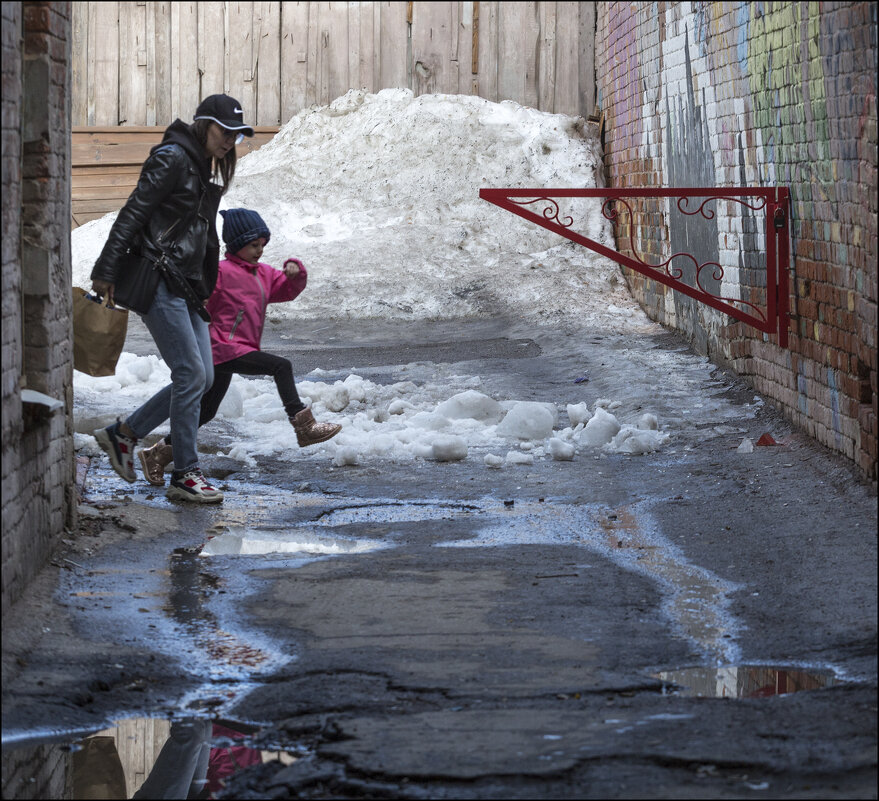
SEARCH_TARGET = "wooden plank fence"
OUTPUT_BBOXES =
[71,1,597,126]
[89,718,170,797]
[71,125,278,227]
[71,2,596,227]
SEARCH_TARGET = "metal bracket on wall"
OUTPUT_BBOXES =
[480,187,790,348]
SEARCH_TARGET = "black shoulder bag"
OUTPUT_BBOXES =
[113,204,211,322]
[111,239,163,316]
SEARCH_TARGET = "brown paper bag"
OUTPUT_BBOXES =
[72,735,128,799]
[72,287,129,377]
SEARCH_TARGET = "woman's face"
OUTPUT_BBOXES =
[204,123,238,160]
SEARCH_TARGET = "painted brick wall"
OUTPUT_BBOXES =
[2,1,76,612]
[595,1,877,481]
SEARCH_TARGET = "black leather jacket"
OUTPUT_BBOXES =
[91,120,222,300]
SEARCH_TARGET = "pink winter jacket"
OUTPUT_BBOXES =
[206,253,307,365]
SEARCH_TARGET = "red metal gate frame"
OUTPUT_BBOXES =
[479,187,790,348]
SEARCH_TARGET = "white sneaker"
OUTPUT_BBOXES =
[166,468,223,503]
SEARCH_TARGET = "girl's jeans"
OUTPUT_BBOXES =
[125,279,213,473]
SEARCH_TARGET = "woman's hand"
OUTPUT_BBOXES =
[92,279,115,305]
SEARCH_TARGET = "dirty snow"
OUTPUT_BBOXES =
[73,89,639,327]
[71,89,739,469]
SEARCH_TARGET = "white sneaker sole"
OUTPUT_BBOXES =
[166,485,224,503]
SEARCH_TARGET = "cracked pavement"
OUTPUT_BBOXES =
[2,317,876,799]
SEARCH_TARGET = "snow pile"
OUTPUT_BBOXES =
[74,361,671,467]
[495,402,556,440]
[73,88,645,329]
[73,351,171,409]
[70,90,685,469]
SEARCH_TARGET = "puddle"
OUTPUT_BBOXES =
[199,496,479,557]
[433,498,743,663]
[163,548,281,678]
[201,526,386,556]
[5,492,853,797]
[656,665,843,698]
[224,492,747,665]
[592,505,741,663]
[2,715,300,800]
[218,493,745,664]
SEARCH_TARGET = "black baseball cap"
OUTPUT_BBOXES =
[194,94,254,141]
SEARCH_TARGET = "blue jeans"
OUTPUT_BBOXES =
[125,279,213,473]
[132,718,211,799]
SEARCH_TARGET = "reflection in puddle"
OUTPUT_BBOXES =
[201,496,477,557]
[3,717,297,800]
[592,505,741,664]
[656,666,842,698]
[166,549,273,676]
[201,526,386,556]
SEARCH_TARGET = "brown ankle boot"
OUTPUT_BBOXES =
[291,407,342,447]
[138,438,174,486]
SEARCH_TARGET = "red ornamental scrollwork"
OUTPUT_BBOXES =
[676,194,767,218]
[505,196,575,229]
[602,196,767,322]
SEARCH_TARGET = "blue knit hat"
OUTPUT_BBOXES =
[220,208,271,255]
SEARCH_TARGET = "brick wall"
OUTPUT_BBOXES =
[1,1,76,611]
[595,1,877,481]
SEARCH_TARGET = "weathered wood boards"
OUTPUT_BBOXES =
[71,126,278,227]
[72,1,597,127]
[71,2,597,226]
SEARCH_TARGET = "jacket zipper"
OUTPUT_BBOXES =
[156,219,179,245]
[254,270,267,310]
[229,309,244,340]
[156,184,204,245]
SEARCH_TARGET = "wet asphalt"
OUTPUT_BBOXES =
[2,314,877,799]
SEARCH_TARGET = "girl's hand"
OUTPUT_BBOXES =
[283,258,305,278]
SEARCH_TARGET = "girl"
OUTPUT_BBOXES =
[137,208,341,486]
[92,94,253,503]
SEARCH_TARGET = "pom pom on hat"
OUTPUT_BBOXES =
[220,208,271,255]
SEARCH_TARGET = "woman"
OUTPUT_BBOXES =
[91,94,253,503]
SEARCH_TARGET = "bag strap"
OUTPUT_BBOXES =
[153,253,211,322]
